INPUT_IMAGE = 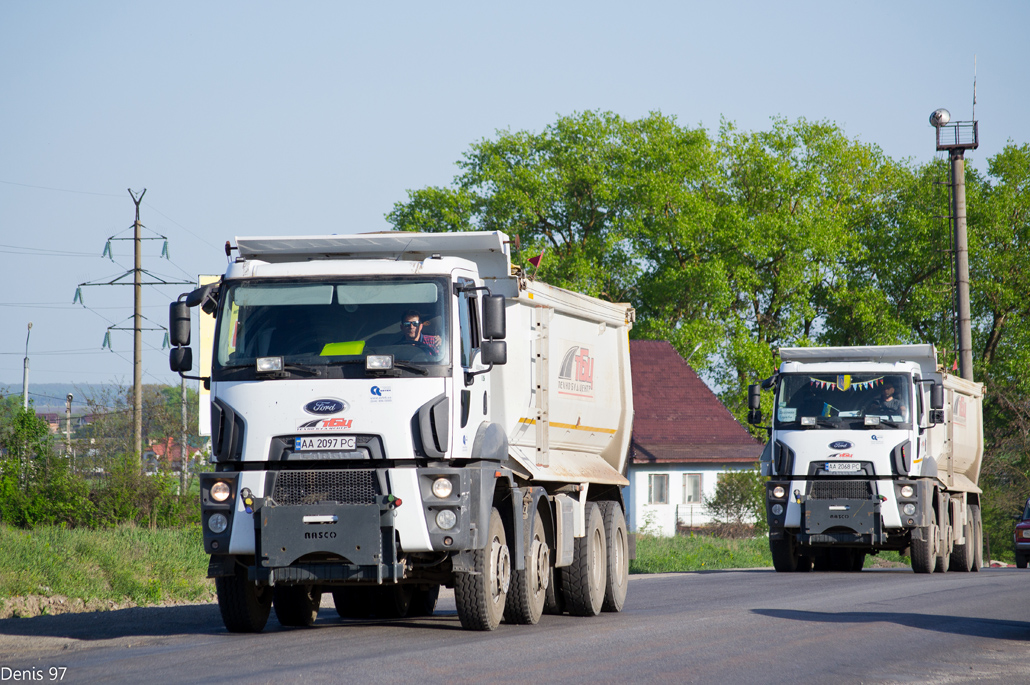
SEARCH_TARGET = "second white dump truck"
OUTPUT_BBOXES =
[169,231,634,631]
[748,344,985,573]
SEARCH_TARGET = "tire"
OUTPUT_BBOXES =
[408,585,440,617]
[935,506,951,573]
[970,505,983,571]
[562,502,607,616]
[273,584,322,627]
[849,551,866,572]
[950,506,976,572]
[454,507,510,631]
[376,585,414,619]
[912,507,940,574]
[543,558,565,615]
[598,501,629,612]
[504,511,548,625]
[1016,555,1029,570]
[332,587,375,619]
[770,536,800,572]
[215,564,272,633]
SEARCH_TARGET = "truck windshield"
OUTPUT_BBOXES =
[213,278,450,372]
[775,373,911,428]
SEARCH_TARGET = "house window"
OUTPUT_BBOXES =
[648,474,669,504]
[683,473,701,504]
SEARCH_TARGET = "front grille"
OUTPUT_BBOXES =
[809,480,873,500]
[272,470,376,506]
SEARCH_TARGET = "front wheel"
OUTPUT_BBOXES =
[454,507,510,630]
[215,564,272,633]
[770,535,801,572]
[273,584,322,627]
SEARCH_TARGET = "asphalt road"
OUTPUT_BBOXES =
[0,568,1027,684]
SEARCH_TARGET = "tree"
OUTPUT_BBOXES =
[703,467,767,537]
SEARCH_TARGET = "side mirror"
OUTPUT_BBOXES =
[170,346,193,373]
[930,383,944,410]
[748,384,762,410]
[480,340,507,366]
[185,283,219,314]
[169,301,191,347]
[481,295,506,340]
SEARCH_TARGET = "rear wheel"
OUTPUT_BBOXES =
[950,506,976,572]
[273,584,322,627]
[935,506,951,573]
[215,564,272,633]
[849,551,866,572]
[454,507,510,630]
[332,587,375,619]
[770,535,801,572]
[598,501,629,612]
[408,585,440,617]
[543,557,565,615]
[562,502,607,616]
[505,511,548,625]
[970,505,983,571]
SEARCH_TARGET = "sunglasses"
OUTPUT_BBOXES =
[401,321,420,328]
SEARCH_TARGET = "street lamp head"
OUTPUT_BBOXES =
[930,108,951,128]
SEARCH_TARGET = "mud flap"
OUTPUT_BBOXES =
[256,502,386,569]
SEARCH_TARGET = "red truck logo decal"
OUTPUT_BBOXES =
[558,346,594,399]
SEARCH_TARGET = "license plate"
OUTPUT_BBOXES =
[825,462,861,473]
[295,436,357,451]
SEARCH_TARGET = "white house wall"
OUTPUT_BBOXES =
[623,463,753,537]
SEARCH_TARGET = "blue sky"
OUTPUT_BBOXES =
[1,1,1027,393]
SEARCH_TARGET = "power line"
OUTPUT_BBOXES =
[0,179,124,198]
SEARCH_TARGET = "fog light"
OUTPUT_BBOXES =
[772,486,785,499]
[903,504,916,516]
[900,485,914,498]
[208,513,228,534]
[211,481,231,502]
[771,504,784,516]
[432,477,453,499]
[436,509,457,530]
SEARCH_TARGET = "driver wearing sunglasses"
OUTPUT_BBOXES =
[396,309,434,353]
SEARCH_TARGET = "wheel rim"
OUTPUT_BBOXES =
[532,538,550,594]
[590,526,604,589]
[613,527,626,589]
[490,536,511,601]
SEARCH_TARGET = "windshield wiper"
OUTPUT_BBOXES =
[391,362,429,376]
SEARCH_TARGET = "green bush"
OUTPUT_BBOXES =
[703,465,768,537]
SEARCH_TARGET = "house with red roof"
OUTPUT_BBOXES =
[625,340,764,535]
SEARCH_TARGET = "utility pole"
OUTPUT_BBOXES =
[930,108,978,382]
[180,375,188,496]
[74,190,192,472]
[131,189,145,466]
[21,322,32,411]
[65,393,73,458]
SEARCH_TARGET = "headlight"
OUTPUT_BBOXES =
[208,513,228,534]
[772,486,786,499]
[903,504,916,516]
[432,477,453,499]
[1022,529,1030,539]
[771,504,784,516]
[900,485,914,498]
[435,509,457,530]
[211,481,231,502]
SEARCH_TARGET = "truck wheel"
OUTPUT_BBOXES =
[376,585,414,618]
[849,551,866,572]
[970,505,983,571]
[950,506,976,572]
[332,587,375,619]
[408,585,440,617]
[562,502,607,616]
[215,564,271,633]
[911,521,938,574]
[543,557,565,615]
[770,536,800,572]
[454,507,510,630]
[273,584,322,627]
[935,508,951,573]
[505,511,548,625]
[598,501,629,612]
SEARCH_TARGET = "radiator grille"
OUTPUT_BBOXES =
[809,480,873,500]
[272,470,376,506]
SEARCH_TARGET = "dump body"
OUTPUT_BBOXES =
[179,231,635,631]
[756,344,986,572]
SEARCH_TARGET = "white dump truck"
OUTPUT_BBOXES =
[168,231,634,631]
[747,344,985,573]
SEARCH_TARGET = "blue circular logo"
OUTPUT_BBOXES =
[304,399,347,415]
[829,441,853,450]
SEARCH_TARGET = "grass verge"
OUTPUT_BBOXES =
[0,524,213,610]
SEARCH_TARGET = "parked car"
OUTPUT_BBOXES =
[1015,497,1030,569]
